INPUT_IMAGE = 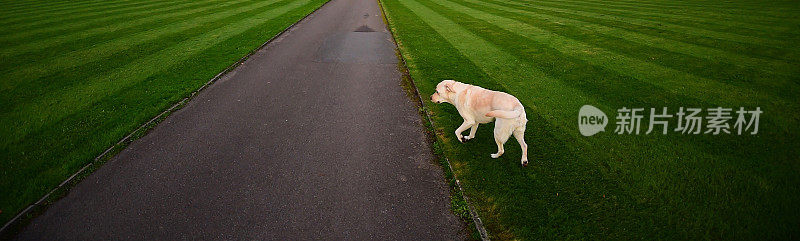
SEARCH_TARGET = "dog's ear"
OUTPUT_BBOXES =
[445,82,454,93]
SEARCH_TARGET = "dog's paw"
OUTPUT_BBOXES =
[462,136,472,142]
[457,136,464,143]
[521,160,528,167]
[491,153,501,159]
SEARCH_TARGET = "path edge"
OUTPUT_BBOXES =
[376,1,490,240]
[0,1,332,237]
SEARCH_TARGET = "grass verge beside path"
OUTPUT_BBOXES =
[380,0,800,239]
[0,0,328,226]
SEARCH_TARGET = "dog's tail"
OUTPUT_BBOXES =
[486,108,523,119]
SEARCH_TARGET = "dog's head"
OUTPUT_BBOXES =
[431,80,457,104]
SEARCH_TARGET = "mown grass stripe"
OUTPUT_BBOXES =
[0,0,166,33]
[0,0,238,66]
[536,0,800,29]
[0,0,147,21]
[484,0,800,64]
[0,0,311,146]
[643,0,797,13]
[516,1,793,49]
[0,0,197,45]
[0,0,264,114]
[0,0,83,14]
[3,0,97,10]
[575,0,792,14]
[1,0,57,10]
[0,0,175,39]
[0,0,99,18]
[531,0,798,42]
[0,0,147,25]
[0,2,210,53]
[0,0,285,96]
[469,0,799,77]
[442,0,797,127]
[456,0,799,120]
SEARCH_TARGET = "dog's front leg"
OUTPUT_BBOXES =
[463,123,479,142]
[455,120,474,143]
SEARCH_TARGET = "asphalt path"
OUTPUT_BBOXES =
[15,0,465,239]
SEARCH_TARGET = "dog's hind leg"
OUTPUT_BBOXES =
[463,123,479,142]
[513,126,528,166]
[491,121,512,159]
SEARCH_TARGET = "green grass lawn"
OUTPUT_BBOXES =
[380,0,799,239]
[0,0,327,225]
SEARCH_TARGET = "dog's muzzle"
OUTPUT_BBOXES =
[431,95,442,103]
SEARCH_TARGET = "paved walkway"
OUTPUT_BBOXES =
[15,0,464,239]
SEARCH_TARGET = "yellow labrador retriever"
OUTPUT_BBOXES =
[430,80,529,166]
